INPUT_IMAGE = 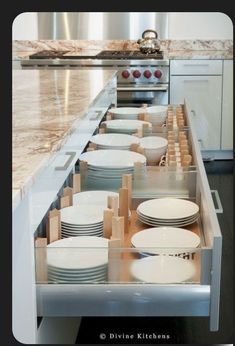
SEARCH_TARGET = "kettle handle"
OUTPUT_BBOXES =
[142,29,158,39]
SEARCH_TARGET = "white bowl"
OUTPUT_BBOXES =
[109,107,143,120]
[145,106,167,125]
[102,119,152,134]
[139,136,168,164]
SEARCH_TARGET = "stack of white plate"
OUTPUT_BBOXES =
[145,105,167,126]
[130,255,196,283]
[108,107,144,120]
[137,198,199,227]
[90,133,140,150]
[79,150,146,181]
[47,236,109,283]
[60,205,104,238]
[139,136,168,164]
[102,119,152,134]
[131,227,200,255]
[73,190,118,207]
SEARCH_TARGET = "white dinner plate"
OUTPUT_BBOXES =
[137,215,199,227]
[79,150,146,168]
[60,205,104,225]
[130,255,196,283]
[131,227,200,255]
[137,209,199,222]
[146,105,167,115]
[137,198,199,220]
[73,190,118,207]
[109,107,143,116]
[91,133,140,147]
[47,236,109,270]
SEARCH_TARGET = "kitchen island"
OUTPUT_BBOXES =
[12,68,117,343]
[13,69,117,205]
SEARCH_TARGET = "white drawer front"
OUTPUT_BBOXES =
[170,60,223,75]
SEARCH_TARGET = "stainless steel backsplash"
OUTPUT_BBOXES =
[37,12,169,40]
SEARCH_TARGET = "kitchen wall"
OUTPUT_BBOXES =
[12,12,233,40]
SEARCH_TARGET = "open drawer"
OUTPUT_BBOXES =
[34,102,222,331]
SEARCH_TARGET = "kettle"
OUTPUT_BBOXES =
[137,29,160,54]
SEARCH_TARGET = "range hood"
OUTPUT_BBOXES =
[37,12,169,40]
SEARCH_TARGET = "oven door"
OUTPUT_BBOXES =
[117,84,169,106]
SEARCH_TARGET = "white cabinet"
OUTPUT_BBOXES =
[170,74,222,150]
[221,60,233,150]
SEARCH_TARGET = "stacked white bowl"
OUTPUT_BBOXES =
[139,136,168,165]
[108,107,144,120]
[90,133,140,150]
[101,119,152,134]
[145,105,168,126]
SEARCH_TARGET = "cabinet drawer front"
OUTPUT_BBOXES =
[170,60,223,75]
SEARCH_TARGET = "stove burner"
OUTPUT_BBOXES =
[95,50,164,59]
[29,50,70,59]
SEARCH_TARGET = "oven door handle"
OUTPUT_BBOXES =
[117,85,168,92]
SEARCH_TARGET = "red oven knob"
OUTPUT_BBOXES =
[154,70,162,78]
[143,70,152,79]
[122,70,130,79]
[132,70,141,78]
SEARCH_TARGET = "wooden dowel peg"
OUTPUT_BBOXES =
[99,127,106,134]
[63,186,73,206]
[88,142,97,150]
[137,146,145,156]
[72,173,81,194]
[46,208,61,244]
[59,195,70,209]
[79,160,88,174]
[111,216,125,246]
[108,239,121,282]
[103,209,114,239]
[86,147,95,152]
[122,174,132,210]
[107,196,119,217]
[35,237,48,283]
[130,143,139,152]
[138,113,146,121]
[119,187,129,233]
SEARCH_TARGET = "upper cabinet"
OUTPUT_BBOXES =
[221,60,233,150]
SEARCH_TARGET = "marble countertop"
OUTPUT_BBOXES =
[13,69,117,200]
[13,49,233,60]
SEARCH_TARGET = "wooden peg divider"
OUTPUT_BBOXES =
[137,146,145,156]
[88,142,97,150]
[59,195,71,209]
[103,208,114,239]
[35,237,48,283]
[107,195,119,217]
[111,216,125,246]
[122,174,132,210]
[118,187,129,233]
[46,208,61,244]
[63,186,73,206]
[72,173,81,194]
[130,143,139,152]
[142,123,150,134]
[79,160,88,174]
[99,127,106,134]
[106,114,113,121]
[108,238,121,282]
[138,113,146,121]
[86,147,95,152]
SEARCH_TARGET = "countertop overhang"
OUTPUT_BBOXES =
[13,69,117,202]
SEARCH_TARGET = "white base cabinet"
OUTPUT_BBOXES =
[170,59,233,158]
[221,60,233,150]
[170,74,222,151]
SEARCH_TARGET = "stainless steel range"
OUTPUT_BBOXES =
[21,49,169,105]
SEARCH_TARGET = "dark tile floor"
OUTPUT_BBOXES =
[76,160,234,344]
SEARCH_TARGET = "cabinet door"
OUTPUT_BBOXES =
[221,60,233,150]
[170,75,222,150]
